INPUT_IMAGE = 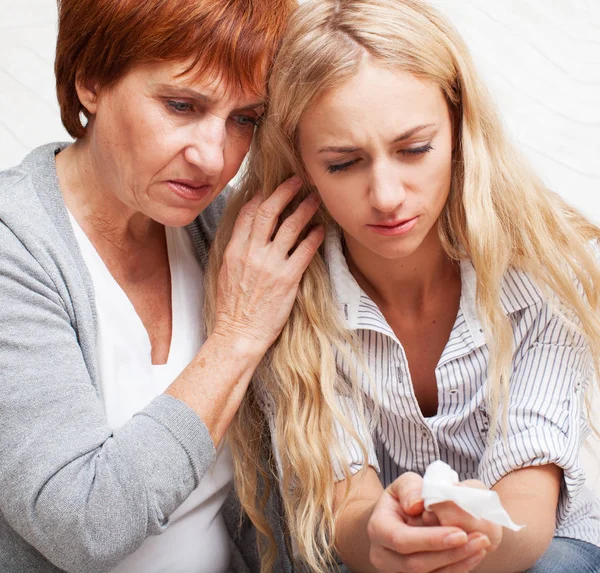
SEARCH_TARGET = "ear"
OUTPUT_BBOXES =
[75,74,99,115]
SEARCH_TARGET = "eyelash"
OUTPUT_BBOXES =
[166,100,259,129]
[167,100,194,113]
[327,143,434,174]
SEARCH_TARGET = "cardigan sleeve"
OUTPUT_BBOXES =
[0,220,216,573]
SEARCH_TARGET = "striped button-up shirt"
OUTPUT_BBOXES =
[324,231,600,547]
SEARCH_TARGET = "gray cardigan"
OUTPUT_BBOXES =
[0,144,293,573]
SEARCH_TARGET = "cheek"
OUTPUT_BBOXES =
[222,134,253,180]
[421,148,453,210]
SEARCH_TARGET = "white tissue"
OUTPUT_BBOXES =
[421,460,524,532]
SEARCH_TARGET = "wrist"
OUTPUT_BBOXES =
[207,328,268,366]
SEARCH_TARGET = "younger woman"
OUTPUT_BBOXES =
[207,0,600,571]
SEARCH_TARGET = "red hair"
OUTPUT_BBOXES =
[55,0,297,138]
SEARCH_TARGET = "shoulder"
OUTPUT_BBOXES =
[461,259,544,318]
[0,143,94,322]
[0,142,71,222]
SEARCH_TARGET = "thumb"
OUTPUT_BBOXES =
[387,472,425,517]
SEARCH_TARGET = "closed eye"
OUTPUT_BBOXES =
[400,143,434,156]
[327,159,360,174]
[166,100,194,113]
[231,114,259,129]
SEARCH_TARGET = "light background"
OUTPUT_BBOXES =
[0,0,599,486]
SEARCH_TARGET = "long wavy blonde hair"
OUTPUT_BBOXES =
[205,0,600,570]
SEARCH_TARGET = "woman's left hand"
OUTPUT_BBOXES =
[425,480,503,553]
[401,477,503,558]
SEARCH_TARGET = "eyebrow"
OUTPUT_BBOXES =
[317,123,436,154]
[156,84,265,110]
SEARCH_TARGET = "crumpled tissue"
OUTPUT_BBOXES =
[421,460,524,531]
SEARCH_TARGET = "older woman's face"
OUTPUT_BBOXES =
[82,60,264,226]
[298,61,453,263]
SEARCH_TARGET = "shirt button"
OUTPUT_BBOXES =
[421,429,430,440]
[449,389,458,395]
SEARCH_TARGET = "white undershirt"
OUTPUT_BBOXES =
[68,213,233,573]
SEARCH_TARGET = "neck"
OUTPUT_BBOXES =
[55,138,158,251]
[344,226,458,315]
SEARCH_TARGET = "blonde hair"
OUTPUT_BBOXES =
[206,0,600,570]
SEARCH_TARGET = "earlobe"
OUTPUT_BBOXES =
[75,75,99,115]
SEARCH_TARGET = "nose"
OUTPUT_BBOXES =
[369,162,406,213]
[183,115,227,180]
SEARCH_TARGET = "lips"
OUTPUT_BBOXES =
[167,179,213,201]
[367,216,419,236]
[373,218,414,228]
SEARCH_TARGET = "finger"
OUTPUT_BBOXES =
[251,176,303,242]
[388,472,425,516]
[372,533,489,573]
[431,549,488,573]
[429,501,482,531]
[286,225,325,275]
[379,522,469,555]
[229,192,262,246]
[430,502,501,547]
[423,510,441,527]
[272,193,321,253]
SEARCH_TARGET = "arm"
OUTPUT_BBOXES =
[0,219,192,573]
[434,302,589,572]
[167,180,324,445]
[477,465,561,572]
[425,465,560,573]
[333,469,490,573]
[0,179,322,572]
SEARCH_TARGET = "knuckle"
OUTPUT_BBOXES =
[257,204,277,220]
[239,201,256,218]
[294,241,313,259]
[280,219,300,237]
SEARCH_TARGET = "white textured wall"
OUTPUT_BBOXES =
[0,0,70,165]
[1,1,599,482]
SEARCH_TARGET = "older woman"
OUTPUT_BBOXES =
[0,0,324,572]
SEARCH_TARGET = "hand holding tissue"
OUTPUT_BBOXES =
[421,460,524,532]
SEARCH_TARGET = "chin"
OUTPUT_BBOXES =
[363,236,422,261]
[151,206,203,228]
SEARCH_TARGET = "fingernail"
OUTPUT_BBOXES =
[288,175,301,187]
[466,534,490,552]
[444,531,468,547]
[465,549,487,567]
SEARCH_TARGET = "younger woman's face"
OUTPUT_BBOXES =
[298,60,454,263]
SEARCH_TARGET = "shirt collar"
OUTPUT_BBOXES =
[325,229,363,329]
[325,230,543,346]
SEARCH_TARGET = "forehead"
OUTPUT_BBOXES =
[299,62,447,144]
[122,59,266,108]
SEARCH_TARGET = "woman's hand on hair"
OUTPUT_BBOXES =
[366,472,492,573]
[213,176,324,357]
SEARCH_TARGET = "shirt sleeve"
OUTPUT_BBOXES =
[331,395,380,481]
[478,301,591,522]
